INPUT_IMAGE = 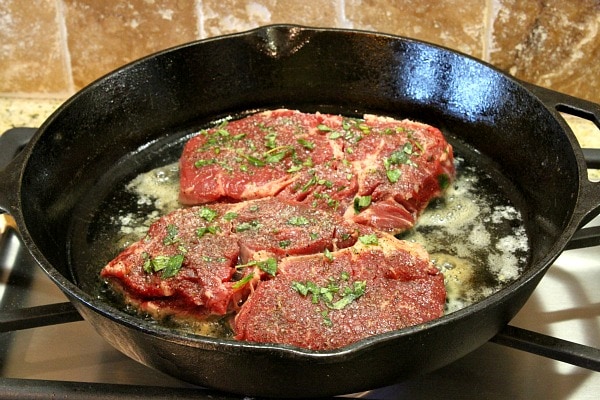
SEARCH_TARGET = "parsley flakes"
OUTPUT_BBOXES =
[291,272,367,326]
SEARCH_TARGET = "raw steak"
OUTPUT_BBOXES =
[101,197,446,350]
[101,198,361,318]
[234,232,445,350]
[179,109,454,234]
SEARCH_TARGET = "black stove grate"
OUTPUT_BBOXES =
[1,128,599,399]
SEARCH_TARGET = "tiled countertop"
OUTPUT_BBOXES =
[0,97,64,134]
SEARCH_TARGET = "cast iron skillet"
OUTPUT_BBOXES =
[1,25,600,397]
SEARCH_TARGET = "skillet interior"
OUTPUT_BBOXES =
[14,26,584,396]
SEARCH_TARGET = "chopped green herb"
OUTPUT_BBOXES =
[331,281,366,310]
[353,195,372,213]
[196,225,220,238]
[301,174,318,192]
[317,124,332,132]
[414,140,424,152]
[291,272,367,325]
[297,138,315,149]
[321,310,333,327]
[314,192,340,210]
[328,131,343,140]
[264,132,278,149]
[356,122,370,134]
[235,220,262,232]
[279,239,292,249]
[386,168,402,184]
[323,248,334,261]
[194,158,216,168]
[438,173,451,190]
[232,272,255,289]
[317,178,333,188]
[198,207,218,222]
[243,154,266,167]
[288,216,310,226]
[215,128,230,137]
[358,234,379,245]
[236,258,278,276]
[257,257,278,276]
[142,252,152,273]
[386,142,417,167]
[163,224,180,246]
[382,142,419,183]
[144,254,185,278]
[223,212,238,221]
[264,146,294,163]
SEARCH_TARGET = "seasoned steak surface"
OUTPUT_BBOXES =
[234,233,445,350]
[180,109,454,233]
[101,198,358,318]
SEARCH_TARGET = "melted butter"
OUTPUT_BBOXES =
[400,155,528,313]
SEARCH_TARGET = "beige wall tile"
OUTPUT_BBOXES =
[63,0,199,89]
[0,0,71,95]
[201,0,341,37]
[345,0,487,58]
[0,0,598,103]
[491,0,600,103]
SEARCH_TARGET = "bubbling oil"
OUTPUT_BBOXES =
[108,154,529,316]
[399,154,529,312]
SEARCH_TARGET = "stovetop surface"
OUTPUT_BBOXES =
[1,127,599,399]
[1,217,599,399]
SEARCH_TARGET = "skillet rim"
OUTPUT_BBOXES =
[10,24,589,361]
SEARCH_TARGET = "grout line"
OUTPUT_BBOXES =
[55,0,75,94]
[482,0,499,62]
[195,0,205,39]
[337,0,353,29]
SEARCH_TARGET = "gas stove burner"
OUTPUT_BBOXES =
[1,127,599,399]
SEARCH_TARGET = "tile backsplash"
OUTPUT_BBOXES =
[1,0,598,104]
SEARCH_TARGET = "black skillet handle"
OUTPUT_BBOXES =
[522,81,600,127]
[522,82,600,228]
[0,128,37,216]
[0,127,83,331]
[0,128,36,170]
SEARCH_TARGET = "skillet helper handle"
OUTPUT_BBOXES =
[521,81,600,126]
[522,82,600,226]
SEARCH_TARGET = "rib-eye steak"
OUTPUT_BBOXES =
[234,232,445,350]
[179,109,455,234]
[101,198,361,318]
